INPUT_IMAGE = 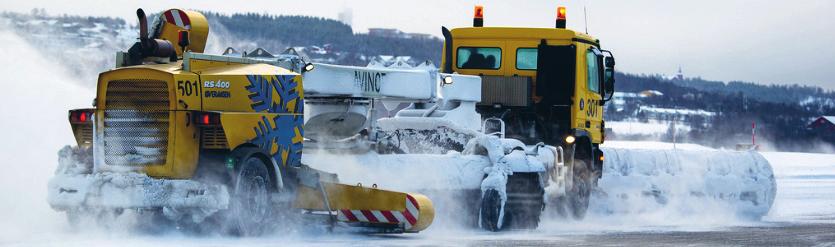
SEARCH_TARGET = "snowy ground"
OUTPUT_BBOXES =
[3,141,833,246]
[1,26,835,246]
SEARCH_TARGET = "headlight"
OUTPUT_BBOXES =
[564,135,576,144]
[303,63,315,72]
[442,76,454,85]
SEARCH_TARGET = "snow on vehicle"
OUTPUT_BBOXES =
[301,5,776,231]
[47,8,434,235]
[47,5,777,236]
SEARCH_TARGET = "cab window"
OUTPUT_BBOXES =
[586,49,601,93]
[516,48,538,70]
[457,47,502,69]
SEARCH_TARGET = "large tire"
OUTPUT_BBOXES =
[567,158,592,219]
[479,189,505,232]
[228,155,273,236]
[504,173,544,229]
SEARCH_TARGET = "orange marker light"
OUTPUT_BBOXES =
[474,5,484,19]
[556,6,567,28]
[473,5,484,27]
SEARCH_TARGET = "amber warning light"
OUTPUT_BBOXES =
[473,5,484,27]
[556,6,567,28]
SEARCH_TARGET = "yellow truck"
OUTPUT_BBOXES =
[440,5,616,224]
[48,8,433,235]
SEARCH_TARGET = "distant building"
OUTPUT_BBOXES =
[675,66,684,81]
[809,116,835,134]
[405,33,432,39]
[368,28,432,39]
[368,28,402,38]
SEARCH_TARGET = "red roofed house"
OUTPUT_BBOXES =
[809,116,835,135]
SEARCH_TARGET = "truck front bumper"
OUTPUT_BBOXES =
[47,172,229,220]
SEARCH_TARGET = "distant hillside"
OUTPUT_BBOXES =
[611,72,835,150]
[202,12,443,66]
[0,10,444,84]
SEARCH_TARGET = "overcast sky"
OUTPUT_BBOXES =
[2,0,834,89]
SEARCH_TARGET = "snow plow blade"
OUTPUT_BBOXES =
[596,146,777,219]
[294,182,434,233]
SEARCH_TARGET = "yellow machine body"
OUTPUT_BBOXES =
[92,59,303,178]
[68,13,435,231]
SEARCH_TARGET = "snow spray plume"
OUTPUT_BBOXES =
[546,144,778,232]
[204,15,287,55]
[0,11,135,89]
[0,26,103,242]
[302,147,485,234]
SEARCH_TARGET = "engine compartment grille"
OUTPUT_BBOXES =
[479,76,532,107]
[103,79,170,166]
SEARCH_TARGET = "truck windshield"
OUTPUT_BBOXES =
[457,47,501,69]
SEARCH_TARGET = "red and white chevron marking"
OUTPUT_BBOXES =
[162,9,191,29]
[337,195,420,229]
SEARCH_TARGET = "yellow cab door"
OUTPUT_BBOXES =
[576,44,605,143]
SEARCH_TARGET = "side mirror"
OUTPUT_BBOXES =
[603,68,615,101]
[600,50,616,102]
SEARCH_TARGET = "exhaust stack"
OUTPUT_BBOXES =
[127,8,175,65]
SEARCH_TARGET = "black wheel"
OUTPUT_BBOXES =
[229,155,273,236]
[567,157,591,220]
[479,189,505,232]
[504,173,544,229]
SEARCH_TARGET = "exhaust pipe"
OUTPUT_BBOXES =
[127,8,175,65]
[137,8,148,39]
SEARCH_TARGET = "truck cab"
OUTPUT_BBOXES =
[440,6,615,178]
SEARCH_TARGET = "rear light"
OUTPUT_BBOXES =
[69,109,94,124]
[193,111,221,126]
